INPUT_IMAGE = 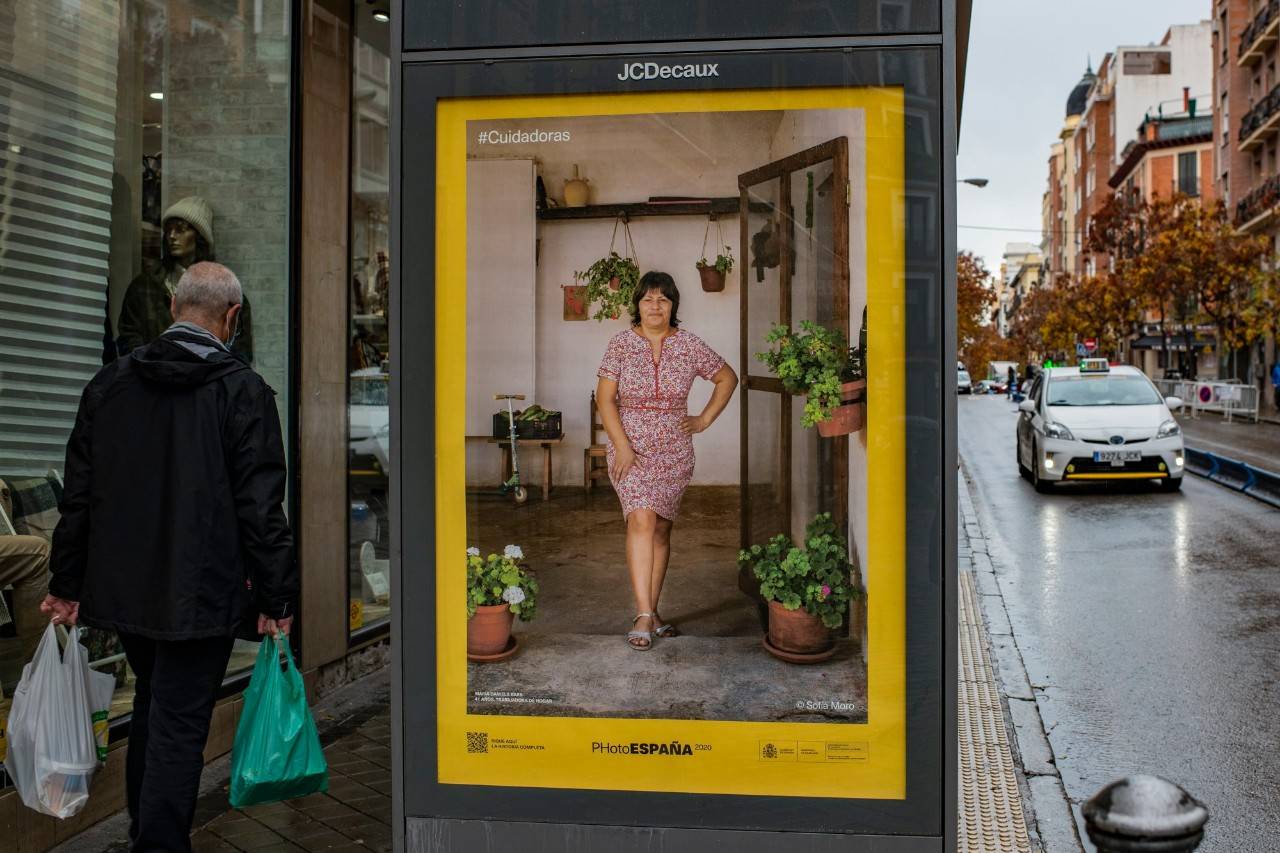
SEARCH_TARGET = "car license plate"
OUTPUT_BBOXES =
[1093,450,1141,466]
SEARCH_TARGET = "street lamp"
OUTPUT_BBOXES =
[959,178,989,188]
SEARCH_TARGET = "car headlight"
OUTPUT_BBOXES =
[1157,419,1181,438]
[1043,421,1074,440]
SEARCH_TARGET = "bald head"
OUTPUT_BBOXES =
[172,261,242,343]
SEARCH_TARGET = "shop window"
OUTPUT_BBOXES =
[0,0,293,750]
[348,7,392,635]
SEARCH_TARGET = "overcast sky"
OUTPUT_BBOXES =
[957,0,1213,279]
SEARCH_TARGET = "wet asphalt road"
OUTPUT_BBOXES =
[959,394,1280,852]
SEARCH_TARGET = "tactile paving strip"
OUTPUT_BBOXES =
[959,571,1033,853]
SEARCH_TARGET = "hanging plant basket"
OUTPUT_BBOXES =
[576,215,641,321]
[696,214,734,293]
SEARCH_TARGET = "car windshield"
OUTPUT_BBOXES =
[959,371,970,382]
[1046,374,1163,407]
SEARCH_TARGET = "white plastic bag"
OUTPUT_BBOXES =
[4,624,100,818]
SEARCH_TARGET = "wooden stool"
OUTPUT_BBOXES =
[584,391,610,491]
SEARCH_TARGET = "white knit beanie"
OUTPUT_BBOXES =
[163,196,214,250]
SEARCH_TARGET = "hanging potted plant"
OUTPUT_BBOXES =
[575,215,640,320]
[756,320,858,436]
[466,545,539,661]
[696,216,733,292]
[839,341,866,434]
[738,513,861,662]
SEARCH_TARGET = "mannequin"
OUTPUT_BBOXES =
[116,196,254,361]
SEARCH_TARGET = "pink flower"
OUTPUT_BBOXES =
[820,584,832,599]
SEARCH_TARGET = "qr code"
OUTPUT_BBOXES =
[466,731,488,753]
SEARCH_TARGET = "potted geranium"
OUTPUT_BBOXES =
[576,251,639,321]
[466,545,539,659]
[738,514,860,661]
[696,244,734,292]
[756,321,860,436]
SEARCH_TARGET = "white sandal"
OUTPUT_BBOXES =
[627,612,655,651]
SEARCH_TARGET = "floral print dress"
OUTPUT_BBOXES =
[597,328,726,521]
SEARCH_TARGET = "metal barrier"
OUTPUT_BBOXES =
[1184,445,1280,508]
[1155,378,1260,423]
[1182,447,1216,478]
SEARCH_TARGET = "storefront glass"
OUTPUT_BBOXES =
[0,0,293,746]
[347,5,392,634]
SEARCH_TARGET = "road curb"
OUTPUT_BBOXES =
[960,465,1086,853]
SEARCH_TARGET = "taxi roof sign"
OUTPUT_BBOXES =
[1079,358,1110,374]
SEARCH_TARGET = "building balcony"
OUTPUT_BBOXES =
[1234,173,1280,232]
[1238,84,1280,150]
[1239,0,1280,67]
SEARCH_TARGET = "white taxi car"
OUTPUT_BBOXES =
[1015,360,1185,492]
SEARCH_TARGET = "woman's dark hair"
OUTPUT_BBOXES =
[629,271,680,328]
[161,220,215,270]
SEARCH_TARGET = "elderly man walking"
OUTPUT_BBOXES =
[42,262,296,852]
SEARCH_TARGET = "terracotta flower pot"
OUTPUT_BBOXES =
[467,604,514,656]
[841,379,866,404]
[815,401,862,437]
[767,600,833,655]
[697,265,726,292]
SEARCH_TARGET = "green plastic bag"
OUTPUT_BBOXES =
[229,637,328,808]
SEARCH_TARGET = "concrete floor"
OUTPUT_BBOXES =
[465,485,867,724]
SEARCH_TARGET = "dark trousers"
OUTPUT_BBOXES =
[118,633,235,853]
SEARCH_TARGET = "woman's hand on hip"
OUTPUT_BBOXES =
[612,443,638,481]
[680,414,709,435]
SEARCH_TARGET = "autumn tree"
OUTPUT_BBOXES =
[1139,201,1272,375]
[955,251,1017,378]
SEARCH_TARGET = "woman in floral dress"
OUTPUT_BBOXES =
[596,272,737,650]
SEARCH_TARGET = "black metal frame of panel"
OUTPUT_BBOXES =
[389,3,960,850]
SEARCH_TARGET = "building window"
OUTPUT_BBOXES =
[1178,152,1199,196]
[1221,11,1228,65]
[1221,92,1229,137]
[349,9,393,635]
[1122,50,1172,75]
[0,0,293,720]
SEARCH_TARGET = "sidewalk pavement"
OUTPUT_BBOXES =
[55,666,393,853]
[960,472,1082,853]
[1176,409,1280,474]
[55,525,1043,853]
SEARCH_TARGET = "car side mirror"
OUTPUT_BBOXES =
[1018,399,1035,414]
[1165,396,1183,410]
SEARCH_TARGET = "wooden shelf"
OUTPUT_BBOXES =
[537,197,770,221]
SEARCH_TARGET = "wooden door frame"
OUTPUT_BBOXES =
[738,136,851,562]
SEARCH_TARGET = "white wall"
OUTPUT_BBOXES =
[465,159,537,484]
[465,112,779,488]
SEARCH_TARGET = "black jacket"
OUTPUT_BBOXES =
[49,329,296,640]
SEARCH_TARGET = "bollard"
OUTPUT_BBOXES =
[1082,775,1208,852]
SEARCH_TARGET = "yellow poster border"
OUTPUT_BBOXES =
[434,87,906,800]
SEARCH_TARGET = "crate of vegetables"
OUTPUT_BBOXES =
[492,404,562,440]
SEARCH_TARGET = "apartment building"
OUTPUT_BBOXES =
[1043,24,1213,284]
[1217,0,1280,397]
[996,244,1043,338]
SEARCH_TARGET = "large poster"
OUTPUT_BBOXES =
[435,88,905,800]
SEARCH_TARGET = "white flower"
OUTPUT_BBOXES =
[466,547,480,556]
[501,585,526,605]
[503,544,524,560]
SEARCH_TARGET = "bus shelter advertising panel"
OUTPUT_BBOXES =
[396,47,950,843]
